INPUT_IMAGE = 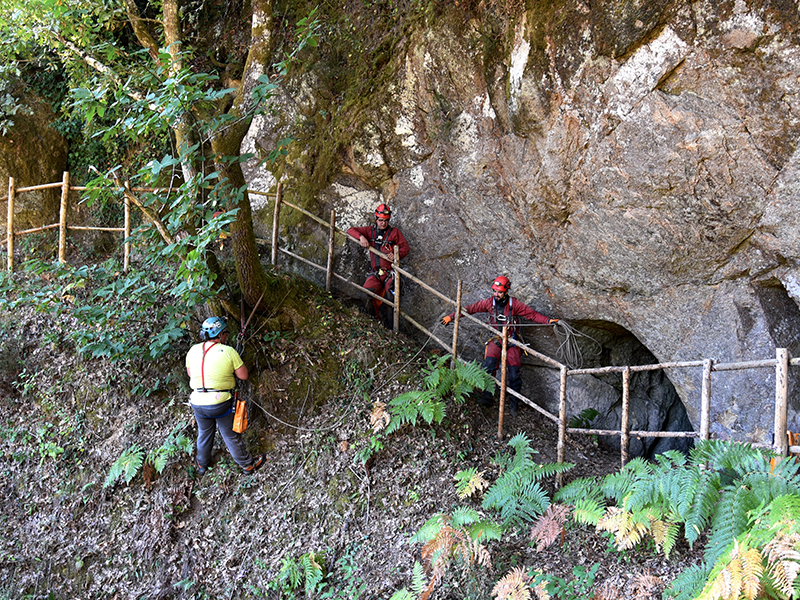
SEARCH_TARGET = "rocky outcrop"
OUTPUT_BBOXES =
[244,0,800,450]
[0,89,68,235]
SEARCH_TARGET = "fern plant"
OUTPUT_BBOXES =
[552,440,800,600]
[104,444,145,489]
[268,551,325,598]
[385,354,494,434]
[146,423,193,474]
[409,507,502,600]
[482,433,574,532]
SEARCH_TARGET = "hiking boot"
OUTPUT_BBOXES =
[507,400,518,418]
[476,394,494,408]
[195,459,208,476]
[242,453,266,475]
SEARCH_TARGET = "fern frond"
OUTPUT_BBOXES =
[411,514,447,544]
[741,546,764,600]
[706,484,760,565]
[554,476,599,504]
[449,505,482,528]
[572,495,606,526]
[662,521,680,558]
[301,551,324,597]
[491,566,532,600]
[506,432,535,467]
[467,519,503,543]
[453,359,495,395]
[386,390,439,434]
[454,468,490,499]
[104,444,145,488]
[597,507,649,550]
[410,561,427,596]
[370,401,390,433]
[665,562,712,600]
[529,504,571,551]
[680,466,721,547]
[764,532,800,597]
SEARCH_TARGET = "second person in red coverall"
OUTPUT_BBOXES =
[347,203,410,326]
[442,275,558,416]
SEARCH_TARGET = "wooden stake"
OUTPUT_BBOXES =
[775,348,789,456]
[58,171,69,264]
[498,326,509,440]
[557,365,568,488]
[6,177,14,272]
[123,191,131,272]
[271,182,282,266]
[391,252,399,333]
[700,358,713,440]
[451,280,463,369]
[620,366,630,467]
[326,209,335,292]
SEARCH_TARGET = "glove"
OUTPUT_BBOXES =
[548,318,559,324]
[441,315,453,326]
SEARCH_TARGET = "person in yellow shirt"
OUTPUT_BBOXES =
[186,316,265,475]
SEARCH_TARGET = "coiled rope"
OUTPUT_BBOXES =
[552,320,602,369]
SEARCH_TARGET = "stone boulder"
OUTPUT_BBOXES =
[0,89,68,237]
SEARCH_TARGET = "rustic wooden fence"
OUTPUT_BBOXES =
[0,172,135,271]
[265,187,799,474]
[3,175,798,472]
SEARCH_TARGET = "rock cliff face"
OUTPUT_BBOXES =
[0,90,68,235]
[244,0,800,451]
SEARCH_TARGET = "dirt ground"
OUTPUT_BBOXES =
[0,287,703,599]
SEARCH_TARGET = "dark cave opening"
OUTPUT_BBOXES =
[523,320,694,459]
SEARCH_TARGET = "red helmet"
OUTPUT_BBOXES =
[375,204,391,219]
[492,276,511,293]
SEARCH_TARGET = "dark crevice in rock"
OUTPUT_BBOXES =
[565,320,694,459]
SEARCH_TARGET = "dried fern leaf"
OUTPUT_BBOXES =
[491,567,532,600]
[529,504,570,551]
[370,401,390,433]
[454,468,489,499]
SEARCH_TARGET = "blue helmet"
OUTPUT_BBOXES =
[201,316,227,340]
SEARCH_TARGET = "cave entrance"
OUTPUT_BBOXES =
[523,320,694,459]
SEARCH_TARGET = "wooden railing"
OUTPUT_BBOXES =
[1,172,133,271]
[3,175,798,473]
[265,187,799,474]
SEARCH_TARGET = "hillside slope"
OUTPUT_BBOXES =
[0,266,695,599]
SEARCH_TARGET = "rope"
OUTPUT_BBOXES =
[552,321,602,370]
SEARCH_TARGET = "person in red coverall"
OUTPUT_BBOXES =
[441,275,558,416]
[347,204,410,326]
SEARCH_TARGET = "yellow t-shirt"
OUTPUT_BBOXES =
[186,342,244,405]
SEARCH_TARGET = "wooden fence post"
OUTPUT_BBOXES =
[123,190,131,272]
[271,182,282,266]
[6,177,14,272]
[497,325,509,440]
[451,280,462,369]
[58,171,69,264]
[557,366,568,487]
[700,358,713,440]
[620,366,630,467]
[326,209,335,292]
[393,252,400,333]
[775,348,789,456]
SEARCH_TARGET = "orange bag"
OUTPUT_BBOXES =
[232,391,248,433]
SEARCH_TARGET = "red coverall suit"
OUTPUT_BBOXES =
[346,224,410,319]
[448,297,551,407]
